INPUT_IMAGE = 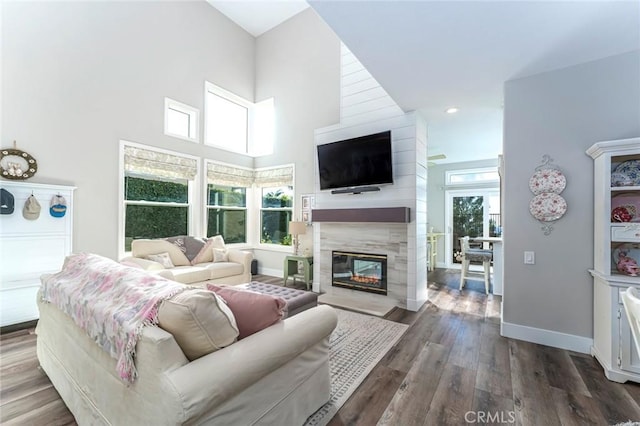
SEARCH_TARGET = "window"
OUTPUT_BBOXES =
[260,186,293,245]
[205,161,254,244]
[121,143,198,253]
[164,98,199,143]
[124,176,189,251]
[204,81,274,156]
[205,83,249,153]
[205,162,293,246]
[255,165,295,246]
[251,97,275,156]
[205,90,248,152]
[446,167,499,186]
[207,185,247,243]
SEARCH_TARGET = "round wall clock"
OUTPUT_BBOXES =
[0,148,38,180]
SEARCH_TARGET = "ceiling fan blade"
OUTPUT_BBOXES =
[427,154,446,161]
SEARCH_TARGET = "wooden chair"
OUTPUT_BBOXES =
[622,287,640,357]
[459,236,492,294]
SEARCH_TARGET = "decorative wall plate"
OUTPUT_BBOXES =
[0,148,38,180]
[529,193,567,222]
[614,160,640,185]
[612,246,640,276]
[612,205,636,222]
[611,172,634,187]
[528,168,566,194]
[612,193,640,222]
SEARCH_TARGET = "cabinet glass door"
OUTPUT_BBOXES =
[610,154,640,277]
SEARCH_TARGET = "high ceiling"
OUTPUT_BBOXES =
[206,0,309,37]
[208,1,640,164]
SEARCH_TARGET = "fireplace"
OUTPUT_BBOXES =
[332,251,387,295]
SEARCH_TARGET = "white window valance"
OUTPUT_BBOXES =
[124,146,198,181]
[207,162,254,188]
[254,165,294,188]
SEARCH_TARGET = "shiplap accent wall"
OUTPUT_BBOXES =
[340,45,404,127]
[411,115,428,310]
[312,43,428,311]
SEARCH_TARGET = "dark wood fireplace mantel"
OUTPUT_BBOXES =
[311,207,410,223]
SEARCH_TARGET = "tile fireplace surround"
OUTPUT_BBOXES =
[316,222,408,309]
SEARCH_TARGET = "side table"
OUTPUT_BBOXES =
[284,255,313,291]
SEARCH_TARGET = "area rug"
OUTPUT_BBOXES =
[304,308,409,426]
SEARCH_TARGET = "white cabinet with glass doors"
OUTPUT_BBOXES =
[587,137,640,383]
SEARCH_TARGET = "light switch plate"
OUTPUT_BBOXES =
[524,251,535,264]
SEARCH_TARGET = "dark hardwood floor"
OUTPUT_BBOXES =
[330,269,640,426]
[2,270,640,425]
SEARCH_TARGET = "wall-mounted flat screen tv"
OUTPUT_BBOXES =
[317,130,393,191]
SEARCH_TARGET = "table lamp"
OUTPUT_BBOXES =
[289,221,307,256]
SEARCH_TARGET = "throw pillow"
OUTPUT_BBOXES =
[209,235,226,249]
[132,239,190,266]
[191,235,226,265]
[164,236,187,255]
[145,252,174,269]
[213,248,229,263]
[207,284,286,339]
[157,288,239,361]
[165,236,207,263]
[191,239,214,265]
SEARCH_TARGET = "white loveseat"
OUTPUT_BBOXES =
[122,236,252,285]
[36,255,338,425]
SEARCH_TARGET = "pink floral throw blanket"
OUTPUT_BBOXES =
[40,253,188,383]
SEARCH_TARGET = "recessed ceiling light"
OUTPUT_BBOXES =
[445,107,459,114]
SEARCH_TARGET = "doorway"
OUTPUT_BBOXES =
[445,189,500,268]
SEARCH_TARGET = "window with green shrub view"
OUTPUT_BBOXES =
[124,176,189,251]
[207,185,247,243]
[261,186,293,245]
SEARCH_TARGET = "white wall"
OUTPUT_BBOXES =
[253,8,341,273]
[502,50,640,351]
[2,3,341,270]
[2,2,255,259]
[427,158,499,267]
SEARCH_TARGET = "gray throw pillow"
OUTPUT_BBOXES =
[164,236,206,263]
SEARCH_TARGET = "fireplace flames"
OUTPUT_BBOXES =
[332,250,387,295]
[351,274,381,285]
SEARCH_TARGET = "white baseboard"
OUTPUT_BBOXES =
[500,321,593,354]
[406,297,427,312]
[257,267,282,278]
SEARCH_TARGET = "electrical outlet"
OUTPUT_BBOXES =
[524,251,535,264]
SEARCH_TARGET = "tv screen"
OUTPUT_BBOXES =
[317,130,393,191]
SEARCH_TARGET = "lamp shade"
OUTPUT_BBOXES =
[289,221,307,236]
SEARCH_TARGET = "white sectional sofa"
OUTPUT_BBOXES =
[122,236,252,286]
